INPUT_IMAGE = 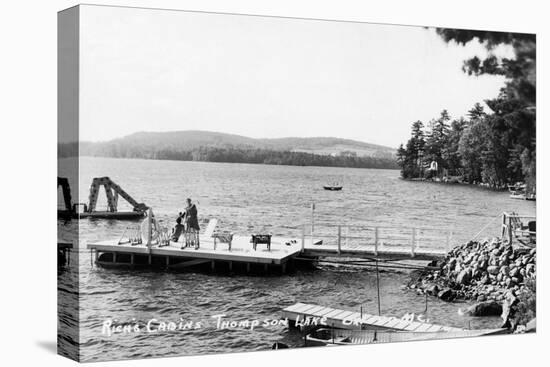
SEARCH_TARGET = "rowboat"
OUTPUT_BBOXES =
[305,327,506,347]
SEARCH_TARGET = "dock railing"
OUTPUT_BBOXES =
[300,221,454,258]
[501,212,536,246]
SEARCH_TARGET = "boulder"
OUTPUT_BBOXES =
[457,269,472,285]
[465,301,503,317]
[438,288,456,302]
[487,265,499,275]
[426,284,440,296]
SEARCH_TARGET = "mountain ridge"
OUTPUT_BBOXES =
[89,130,396,158]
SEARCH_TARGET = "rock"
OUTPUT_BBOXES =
[476,294,487,302]
[487,265,499,275]
[426,284,439,296]
[465,301,503,317]
[500,292,518,328]
[438,288,456,302]
[479,274,490,285]
[457,269,472,285]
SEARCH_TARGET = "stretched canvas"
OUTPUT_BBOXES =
[58,4,536,362]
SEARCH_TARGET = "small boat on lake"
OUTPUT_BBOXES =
[323,182,343,191]
[305,327,506,347]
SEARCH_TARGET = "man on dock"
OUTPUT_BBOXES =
[181,198,200,249]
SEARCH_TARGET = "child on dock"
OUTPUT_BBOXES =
[171,217,185,243]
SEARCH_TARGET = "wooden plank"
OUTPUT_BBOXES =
[425,325,444,333]
[392,319,414,330]
[284,303,307,313]
[403,322,423,331]
[414,323,434,332]
[332,310,355,321]
[362,315,380,324]
[324,309,349,319]
[316,308,336,317]
[307,305,330,316]
[383,318,403,329]
[297,304,321,315]
[371,316,394,327]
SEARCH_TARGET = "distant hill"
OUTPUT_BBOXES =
[78,130,398,169]
[84,130,396,158]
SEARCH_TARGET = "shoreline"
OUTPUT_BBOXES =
[402,177,511,191]
[406,238,536,332]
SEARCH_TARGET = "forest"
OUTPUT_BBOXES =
[396,29,536,192]
[73,144,398,169]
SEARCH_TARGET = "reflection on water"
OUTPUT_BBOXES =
[58,157,535,361]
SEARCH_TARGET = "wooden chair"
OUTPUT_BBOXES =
[204,219,233,251]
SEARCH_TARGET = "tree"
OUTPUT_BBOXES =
[436,29,536,193]
[424,110,450,176]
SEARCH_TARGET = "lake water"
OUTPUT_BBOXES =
[58,157,535,361]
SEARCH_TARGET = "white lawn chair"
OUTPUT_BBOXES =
[204,218,233,251]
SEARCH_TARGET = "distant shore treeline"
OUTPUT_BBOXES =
[397,102,535,190]
[59,143,399,169]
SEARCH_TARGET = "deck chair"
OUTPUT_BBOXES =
[204,218,233,251]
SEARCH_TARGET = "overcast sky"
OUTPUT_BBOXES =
[79,5,511,148]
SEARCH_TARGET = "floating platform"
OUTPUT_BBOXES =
[88,229,449,273]
[283,302,478,332]
[87,234,322,272]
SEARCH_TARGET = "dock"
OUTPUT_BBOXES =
[87,212,452,273]
[282,302,465,332]
[88,234,319,272]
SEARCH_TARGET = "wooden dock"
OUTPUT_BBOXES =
[87,234,319,272]
[282,302,465,332]
[87,212,452,273]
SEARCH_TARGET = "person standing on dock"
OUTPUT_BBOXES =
[181,198,200,249]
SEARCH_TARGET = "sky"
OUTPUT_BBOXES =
[78,5,512,148]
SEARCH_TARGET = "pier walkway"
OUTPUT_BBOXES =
[283,302,465,332]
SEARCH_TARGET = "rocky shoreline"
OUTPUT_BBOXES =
[407,238,536,331]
